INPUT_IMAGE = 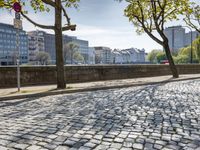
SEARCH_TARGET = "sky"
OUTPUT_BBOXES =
[0,0,199,52]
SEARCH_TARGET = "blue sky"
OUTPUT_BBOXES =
[0,0,199,52]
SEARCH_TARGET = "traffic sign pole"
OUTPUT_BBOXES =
[13,2,22,92]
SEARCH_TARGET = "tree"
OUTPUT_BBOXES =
[95,54,102,64]
[184,3,200,33]
[0,0,79,89]
[156,51,167,63]
[147,49,161,63]
[73,51,84,63]
[35,51,51,65]
[121,0,191,78]
[178,36,200,62]
[63,42,84,64]
[174,54,190,64]
[196,37,200,61]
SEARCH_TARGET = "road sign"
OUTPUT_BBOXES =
[14,18,22,29]
[13,2,21,12]
[15,12,20,20]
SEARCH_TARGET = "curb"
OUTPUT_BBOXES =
[0,76,200,101]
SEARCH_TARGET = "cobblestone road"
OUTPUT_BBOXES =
[0,79,200,150]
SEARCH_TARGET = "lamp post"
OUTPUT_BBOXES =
[182,26,193,64]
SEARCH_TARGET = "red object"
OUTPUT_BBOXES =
[13,2,21,12]
[160,60,169,64]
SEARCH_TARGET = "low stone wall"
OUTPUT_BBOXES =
[0,64,200,88]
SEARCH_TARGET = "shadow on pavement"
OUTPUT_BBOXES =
[0,79,200,149]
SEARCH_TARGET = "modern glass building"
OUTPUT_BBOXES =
[0,23,28,65]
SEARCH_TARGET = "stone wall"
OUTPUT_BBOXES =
[0,64,200,88]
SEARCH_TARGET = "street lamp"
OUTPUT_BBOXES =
[182,26,193,64]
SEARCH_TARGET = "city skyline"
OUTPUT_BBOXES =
[0,0,199,52]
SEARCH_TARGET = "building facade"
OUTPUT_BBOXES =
[28,30,89,64]
[164,26,200,53]
[88,47,95,64]
[72,39,89,64]
[112,48,145,64]
[164,26,185,53]
[0,23,28,65]
[28,31,45,63]
[94,47,112,64]
[185,31,200,47]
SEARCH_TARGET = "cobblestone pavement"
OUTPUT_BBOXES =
[0,79,200,150]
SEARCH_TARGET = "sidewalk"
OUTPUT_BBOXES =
[1,74,200,101]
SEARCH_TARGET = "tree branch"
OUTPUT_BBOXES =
[62,24,76,31]
[184,17,200,33]
[21,12,54,30]
[41,0,55,7]
[62,5,70,25]
[134,16,163,45]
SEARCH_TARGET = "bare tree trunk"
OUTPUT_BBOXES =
[163,41,179,78]
[55,0,66,89]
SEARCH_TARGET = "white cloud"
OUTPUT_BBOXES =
[0,11,161,52]
[65,24,162,51]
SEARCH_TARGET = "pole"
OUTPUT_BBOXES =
[182,26,193,64]
[16,27,20,92]
[168,26,193,64]
[190,31,193,64]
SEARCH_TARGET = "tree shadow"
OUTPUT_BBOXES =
[0,79,200,149]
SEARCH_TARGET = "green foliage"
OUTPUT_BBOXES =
[184,3,200,33]
[174,55,190,64]
[178,47,191,56]
[175,36,200,64]
[148,49,166,63]
[73,51,84,63]
[148,50,159,63]
[156,51,167,63]
[0,0,79,12]
[196,37,200,61]
[124,0,191,35]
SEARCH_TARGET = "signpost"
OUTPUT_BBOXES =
[13,2,22,92]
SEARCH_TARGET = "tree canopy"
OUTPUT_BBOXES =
[0,0,80,89]
[124,0,191,45]
[184,2,200,33]
[35,51,51,65]
[122,0,192,78]
[0,0,78,31]
[63,42,84,64]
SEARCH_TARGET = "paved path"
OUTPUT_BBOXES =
[1,74,200,101]
[0,79,200,150]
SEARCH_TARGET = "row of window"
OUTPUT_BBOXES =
[0,28,26,35]
[0,56,28,59]
[0,34,27,40]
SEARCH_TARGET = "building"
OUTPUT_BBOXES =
[185,31,200,47]
[164,26,185,53]
[164,26,200,53]
[0,23,28,65]
[88,47,95,64]
[72,39,89,64]
[28,31,45,63]
[28,30,89,64]
[94,47,112,64]
[111,48,145,64]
